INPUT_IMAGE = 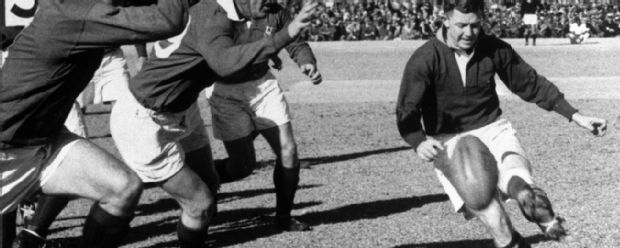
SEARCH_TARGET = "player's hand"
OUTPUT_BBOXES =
[572,113,607,137]
[288,0,318,37]
[300,64,322,85]
[415,138,444,162]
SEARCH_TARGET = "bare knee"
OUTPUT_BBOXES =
[180,185,216,220]
[279,140,298,169]
[100,171,143,213]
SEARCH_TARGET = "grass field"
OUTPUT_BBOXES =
[38,38,620,248]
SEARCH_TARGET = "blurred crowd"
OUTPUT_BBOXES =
[290,0,620,41]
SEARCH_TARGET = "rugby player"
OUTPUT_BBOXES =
[109,0,320,244]
[396,0,607,247]
[0,0,196,247]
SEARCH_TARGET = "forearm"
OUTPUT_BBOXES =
[286,40,316,67]
[202,26,293,77]
[76,0,193,45]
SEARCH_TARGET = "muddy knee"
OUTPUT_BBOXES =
[449,135,499,211]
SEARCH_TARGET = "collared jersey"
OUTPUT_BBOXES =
[396,34,577,149]
[0,0,194,149]
[129,0,316,113]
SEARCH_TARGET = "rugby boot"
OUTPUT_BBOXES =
[274,216,311,232]
[497,231,531,248]
[516,187,567,240]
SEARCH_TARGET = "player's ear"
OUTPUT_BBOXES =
[443,18,450,28]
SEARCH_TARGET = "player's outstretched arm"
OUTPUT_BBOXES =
[571,113,608,137]
[78,0,196,45]
[194,0,318,78]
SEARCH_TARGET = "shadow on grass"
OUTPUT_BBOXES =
[301,146,410,167]
[392,234,548,248]
[302,194,448,225]
[132,184,322,216]
[124,201,321,247]
[252,146,411,170]
[218,184,321,204]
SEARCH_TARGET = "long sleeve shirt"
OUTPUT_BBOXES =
[396,33,577,150]
[130,0,316,113]
[0,0,194,149]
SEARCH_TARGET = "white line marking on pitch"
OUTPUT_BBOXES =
[286,77,620,103]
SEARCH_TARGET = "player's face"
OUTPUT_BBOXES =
[445,10,482,51]
[247,0,281,19]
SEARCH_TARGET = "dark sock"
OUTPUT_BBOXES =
[80,204,133,248]
[177,222,207,248]
[1,211,17,247]
[273,164,300,218]
[532,36,537,45]
[30,195,70,238]
[214,158,236,183]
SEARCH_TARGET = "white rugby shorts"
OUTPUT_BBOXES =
[88,48,130,104]
[206,72,291,141]
[0,130,80,214]
[431,119,533,215]
[110,90,209,183]
[523,14,538,25]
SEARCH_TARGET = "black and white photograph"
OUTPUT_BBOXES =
[0,0,618,247]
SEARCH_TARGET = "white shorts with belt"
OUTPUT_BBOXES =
[110,89,209,183]
[205,72,291,141]
[431,119,533,214]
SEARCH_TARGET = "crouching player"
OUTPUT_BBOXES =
[396,0,608,247]
[109,0,320,245]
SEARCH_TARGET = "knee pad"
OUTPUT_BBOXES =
[448,135,499,211]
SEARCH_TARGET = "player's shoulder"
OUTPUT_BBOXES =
[410,38,442,62]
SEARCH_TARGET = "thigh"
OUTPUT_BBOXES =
[179,103,210,153]
[259,122,296,157]
[252,80,291,131]
[209,89,254,141]
[111,96,188,183]
[41,139,138,201]
[160,165,210,207]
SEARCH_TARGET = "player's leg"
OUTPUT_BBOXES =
[160,165,215,248]
[524,26,530,46]
[41,137,143,248]
[13,195,70,247]
[216,136,258,183]
[487,120,566,240]
[503,157,567,240]
[208,83,258,183]
[531,24,537,46]
[259,123,310,231]
[0,211,17,247]
[435,135,528,248]
[252,78,309,231]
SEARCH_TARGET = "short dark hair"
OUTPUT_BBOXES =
[444,0,484,15]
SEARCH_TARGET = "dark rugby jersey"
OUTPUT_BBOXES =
[521,0,541,15]
[0,0,195,149]
[396,33,577,150]
[130,0,315,113]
